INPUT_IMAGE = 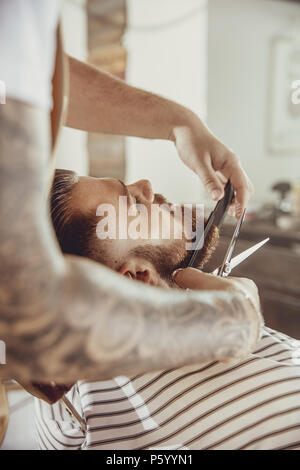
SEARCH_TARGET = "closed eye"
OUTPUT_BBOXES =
[134,195,143,205]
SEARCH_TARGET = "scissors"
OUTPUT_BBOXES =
[186,180,269,276]
[212,209,269,277]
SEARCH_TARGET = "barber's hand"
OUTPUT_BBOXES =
[172,115,253,218]
[173,268,263,362]
[173,268,260,310]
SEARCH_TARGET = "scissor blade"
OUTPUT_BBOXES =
[217,209,246,276]
[212,237,269,276]
[229,238,270,270]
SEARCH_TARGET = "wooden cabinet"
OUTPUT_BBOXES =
[204,220,300,339]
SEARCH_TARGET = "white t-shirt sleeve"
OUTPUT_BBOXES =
[0,0,61,110]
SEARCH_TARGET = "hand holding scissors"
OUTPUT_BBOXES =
[185,180,269,276]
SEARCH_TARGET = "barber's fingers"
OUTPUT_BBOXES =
[172,268,232,291]
[197,152,253,219]
[197,155,225,202]
[219,154,254,218]
[173,269,260,312]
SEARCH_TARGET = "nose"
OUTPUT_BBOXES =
[128,179,154,203]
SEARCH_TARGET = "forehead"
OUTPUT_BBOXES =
[70,176,125,214]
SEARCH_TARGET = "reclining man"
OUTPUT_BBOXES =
[35,170,300,450]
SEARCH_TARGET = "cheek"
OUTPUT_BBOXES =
[142,208,183,242]
[160,211,183,241]
[101,238,141,268]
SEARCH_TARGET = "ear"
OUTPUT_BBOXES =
[118,257,158,285]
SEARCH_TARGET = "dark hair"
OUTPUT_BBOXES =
[50,169,96,258]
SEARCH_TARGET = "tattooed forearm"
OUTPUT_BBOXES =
[0,99,263,383]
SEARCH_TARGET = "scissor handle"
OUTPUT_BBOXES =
[217,262,232,277]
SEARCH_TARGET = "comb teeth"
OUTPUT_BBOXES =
[187,181,234,268]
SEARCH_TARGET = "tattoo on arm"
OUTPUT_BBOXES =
[0,99,262,383]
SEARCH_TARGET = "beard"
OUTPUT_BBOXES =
[128,226,219,287]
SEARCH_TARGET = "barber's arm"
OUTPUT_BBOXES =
[66,56,253,218]
[0,99,262,383]
[173,268,261,313]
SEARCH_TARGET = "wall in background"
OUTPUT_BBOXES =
[207,0,300,207]
[55,0,300,204]
[87,0,127,180]
[125,0,208,204]
[55,0,89,175]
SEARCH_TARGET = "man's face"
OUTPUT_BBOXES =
[69,176,216,287]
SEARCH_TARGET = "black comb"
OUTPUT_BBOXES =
[186,180,234,268]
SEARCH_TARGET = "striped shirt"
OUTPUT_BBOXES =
[34,326,300,450]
